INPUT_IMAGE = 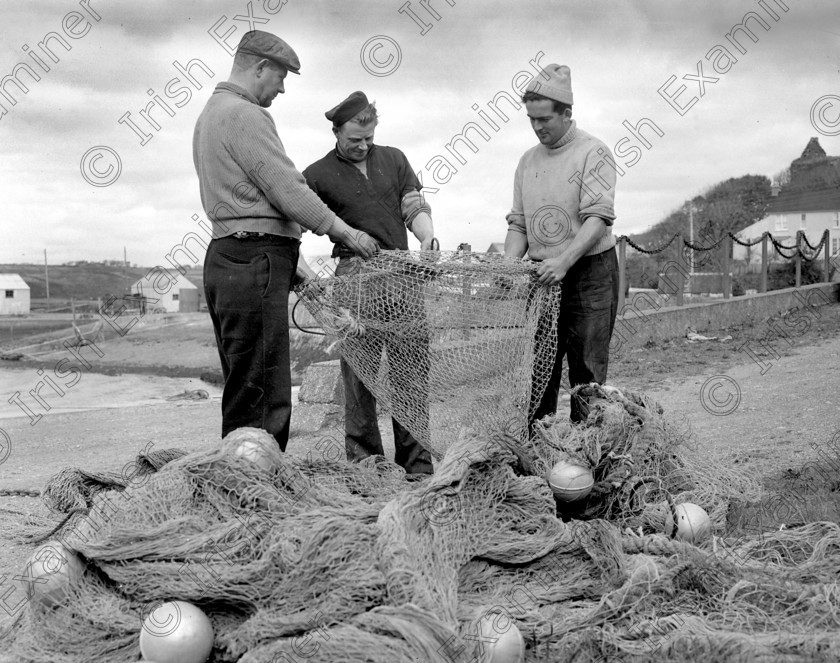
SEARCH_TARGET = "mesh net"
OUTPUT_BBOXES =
[3,252,840,662]
[295,250,562,458]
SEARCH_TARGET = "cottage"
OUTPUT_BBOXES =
[0,274,31,315]
[130,274,200,313]
[735,138,840,268]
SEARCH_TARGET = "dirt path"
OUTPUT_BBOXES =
[609,304,840,486]
[639,334,840,485]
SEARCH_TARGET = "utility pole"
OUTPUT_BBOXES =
[683,202,697,296]
[44,248,50,312]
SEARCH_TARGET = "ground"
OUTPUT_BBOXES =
[1,303,839,644]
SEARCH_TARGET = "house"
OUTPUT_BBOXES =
[0,274,30,315]
[734,138,840,267]
[130,274,201,313]
[486,242,505,254]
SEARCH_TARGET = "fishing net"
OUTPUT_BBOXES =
[294,250,562,458]
[3,251,840,662]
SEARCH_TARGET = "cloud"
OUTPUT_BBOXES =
[4,0,840,266]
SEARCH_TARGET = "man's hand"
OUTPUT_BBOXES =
[344,227,379,259]
[294,250,319,287]
[420,236,437,251]
[535,256,569,286]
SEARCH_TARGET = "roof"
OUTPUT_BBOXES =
[132,274,198,290]
[487,242,505,254]
[0,274,30,290]
[768,187,840,214]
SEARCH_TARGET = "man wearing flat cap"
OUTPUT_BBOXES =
[505,64,620,427]
[193,31,378,451]
[303,92,436,476]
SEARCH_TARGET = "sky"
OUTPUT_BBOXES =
[2,0,839,268]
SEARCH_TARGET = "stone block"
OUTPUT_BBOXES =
[298,360,344,404]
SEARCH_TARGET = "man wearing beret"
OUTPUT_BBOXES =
[303,92,435,476]
[193,31,379,451]
[504,64,619,427]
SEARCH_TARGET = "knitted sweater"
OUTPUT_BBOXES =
[193,82,338,239]
[507,121,616,260]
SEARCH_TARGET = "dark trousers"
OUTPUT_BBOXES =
[529,248,619,427]
[203,235,300,451]
[335,258,434,474]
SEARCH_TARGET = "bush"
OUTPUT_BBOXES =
[732,260,833,295]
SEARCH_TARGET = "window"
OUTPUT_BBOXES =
[834,238,840,256]
[800,213,807,229]
[172,294,179,301]
[834,212,839,228]
[4,290,12,299]
[775,216,788,231]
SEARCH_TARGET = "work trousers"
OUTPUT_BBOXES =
[529,248,619,428]
[204,235,299,451]
[334,257,434,475]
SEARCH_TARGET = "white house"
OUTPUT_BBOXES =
[0,274,31,315]
[735,138,840,267]
[130,273,200,313]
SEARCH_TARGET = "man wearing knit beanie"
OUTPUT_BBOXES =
[504,63,620,426]
[303,92,436,477]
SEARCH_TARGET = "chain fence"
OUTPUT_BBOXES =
[620,229,830,261]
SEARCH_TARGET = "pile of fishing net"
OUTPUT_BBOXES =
[5,400,840,663]
[4,250,840,662]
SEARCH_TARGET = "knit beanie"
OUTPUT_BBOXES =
[525,64,573,105]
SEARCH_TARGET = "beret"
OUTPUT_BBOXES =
[325,91,370,126]
[236,30,300,74]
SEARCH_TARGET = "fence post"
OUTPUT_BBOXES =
[617,237,627,311]
[823,230,831,282]
[760,233,768,293]
[675,234,684,307]
[795,230,802,288]
[722,236,731,299]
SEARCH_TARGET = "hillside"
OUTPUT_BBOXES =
[0,256,333,303]
[0,263,148,300]
[629,174,772,253]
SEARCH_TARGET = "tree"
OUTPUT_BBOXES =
[772,167,791,188]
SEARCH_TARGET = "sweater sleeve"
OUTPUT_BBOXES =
[578,143,617,226]
[506,156,527,234]
[227,106,338,236]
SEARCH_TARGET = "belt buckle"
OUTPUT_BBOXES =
[234,231,264,239]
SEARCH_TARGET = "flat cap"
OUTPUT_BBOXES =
[325,91,370,126]
[236,30,300,74]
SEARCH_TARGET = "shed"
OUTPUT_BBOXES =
[0,274,31,315]
[131,272,200,313]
